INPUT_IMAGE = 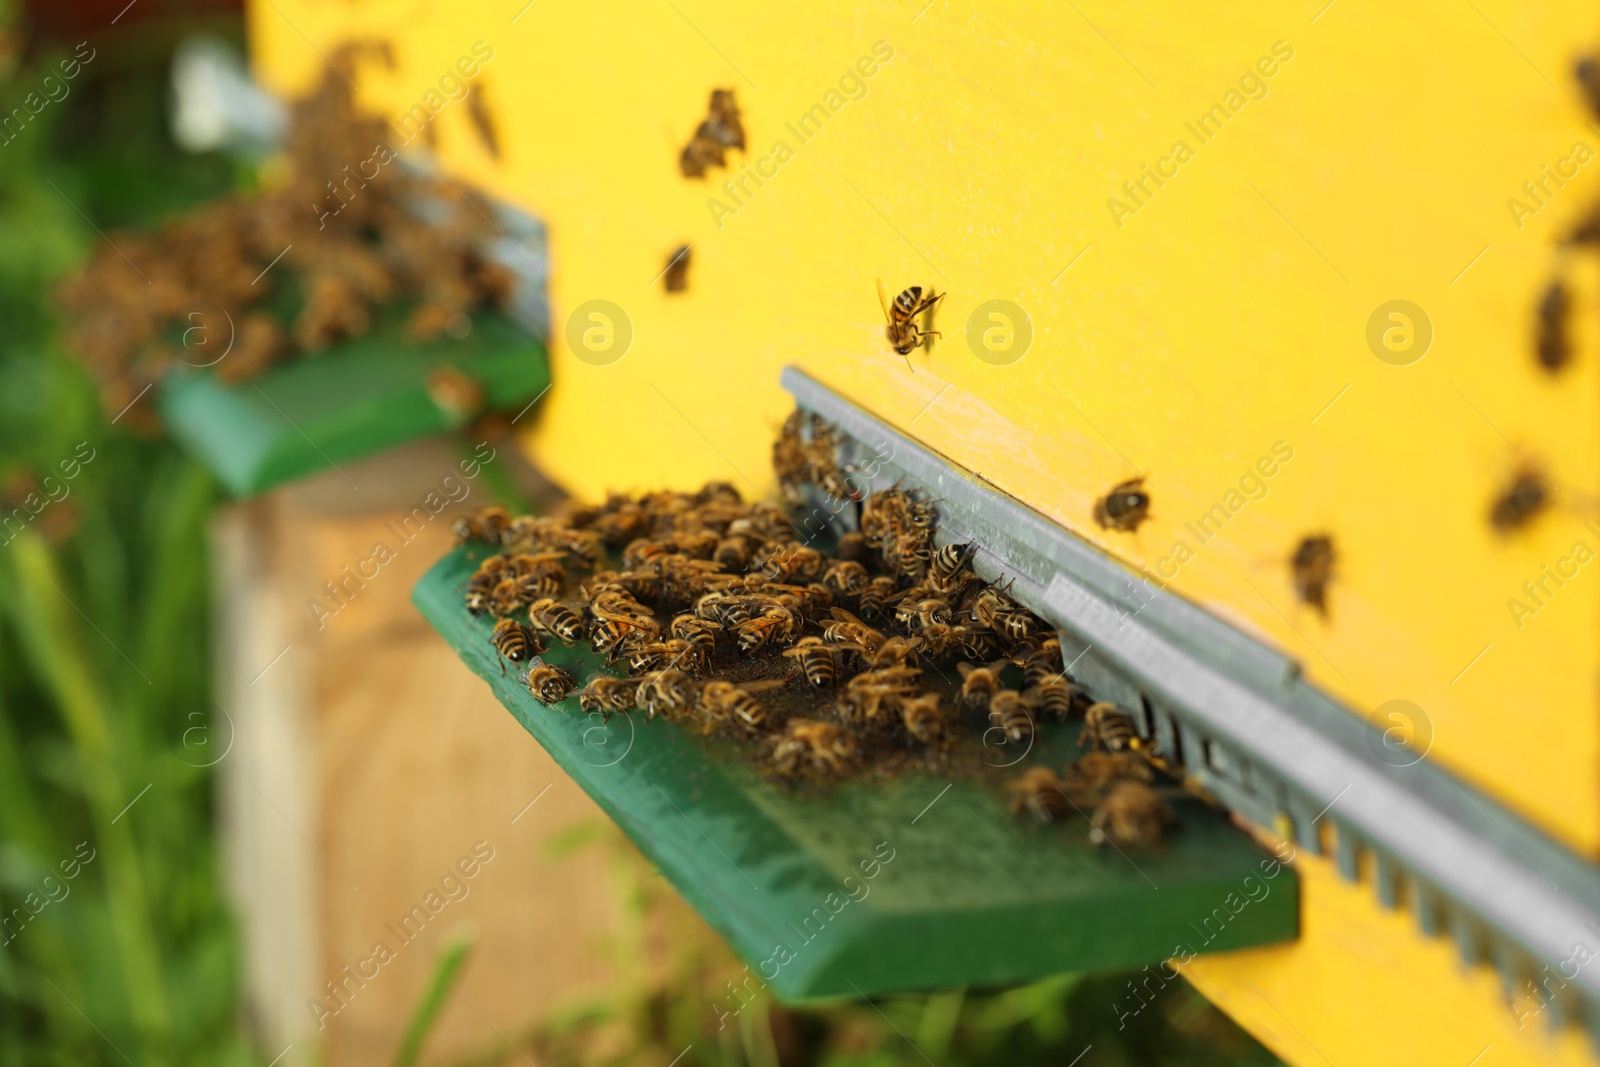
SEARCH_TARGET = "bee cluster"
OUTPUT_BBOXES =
[55,40,513,430]
[451,410,1178,848]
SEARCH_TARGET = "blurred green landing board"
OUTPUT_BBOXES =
[158,312,547,497]
[414,547,1299,1000]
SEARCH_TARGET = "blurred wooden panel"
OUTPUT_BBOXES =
[215,437,614,1066]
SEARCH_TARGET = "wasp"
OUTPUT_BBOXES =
[1290,534,1336,616]
[1008,766,1070,823]
[773,719,857,776]
[698,679,785,733]
[1490,469,1549,532]
[957,660,1007,713]
[989,690,1033,743]
[1080,701,1140,752]
[453,505,510,544]
[525,663,577,704]
[636,669,696,720]
[877,278,946,360]
[490,618,543,673]
[1090,780,1172,847]
[1093,477,1150,532]
[577,675,639,717]
[782,636,840,687]
[899,691,944,743]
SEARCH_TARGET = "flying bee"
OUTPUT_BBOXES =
[1022,678,1075,721]
[899,692,944,743]
[1090,780,1173,847]
[453,505,510,544]
[698,679,785,733]
[734,606,798,654]
[876,278,946,361]
[490,618,543,673]
[1080,701,1141,753]
[1008,767,1070,823]
[824,607,886,653]
[1290,534,1336,616]
[1093,477,1151,532]
[636,669,696,720]
[577,675,639,718]
[528,599,586,644]
[857,576,900,618]
[989,690,1034,743]
[957,660,1007,713]
[782,636,840,687]
[773,719,858,776]
[1537,279,1572,372]
[1490,469,1550,532]
[524,663,577,704]
[662,245,691,293]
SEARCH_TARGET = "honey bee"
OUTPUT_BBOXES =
[851,636,922,669]
[1090,780,1173,847]
[1022,678,1075,721]
[714,534,752,569]
[1490,469,1550,532]
[1290,534,1335,616]
[834,531,867,561]
[490,618,543,673]
[1079,702,1140,753]
[895,595,953,630]
[678,88,745,178]
[822,559,870,600]
[876,278,946,360]
[463,556,508,614]
[824,607,886,653]
[927,541,975,595]
[837,667,921,729]
[1008,767,1070,823]
[857,576,900,619]
[899,692,944,743]
[706,89,746,152]
[1579,55,1600,119]
[1092,478,1150,532]
[988,690,1034,743]
[782,636,840,686]
[489,578,526,618]
[528,599,586,645]
[1537,279,1572,372]
[698,679,785,733]
[773,719,857,776]
[911,622,974,659]
[1017,636,1063,689]
[636,669,697,720]
[577,675,639,717]
[453,505,510,544]
[670,614,719,672]
[1064,751,1153,793]
[525,663,577,704]
[662,245,691,293]
[733,605,799,654]
[957,660,1007,713]
[896,534,932,583]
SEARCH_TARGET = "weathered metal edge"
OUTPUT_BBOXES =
[781,364,1600,1026]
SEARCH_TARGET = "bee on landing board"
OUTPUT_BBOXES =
[1092,477,1150,532]
[899,692,944,743]
[782,636,840,687]
[1079,701,1140,753]
[453,505,510,544]
[1290,534,1336,616]
[1490,469,1550,532]
[957,660,1006,713]
[525,663,577,704]
[697,679,785,733]
[1008,766,1070,823]
[490,618,543,673]
[1090,780,1173,847]
[773,719,857,776]
[876,278,946,365]
[577,675,639,718]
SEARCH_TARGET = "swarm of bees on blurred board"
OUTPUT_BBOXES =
[55,40,514,430]
[678,88,746,179]
[448,408,1187,847]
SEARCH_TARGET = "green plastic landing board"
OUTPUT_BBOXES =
[158,311,547,497]
[414,546,1299,1001]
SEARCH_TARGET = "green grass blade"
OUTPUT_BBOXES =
[393,928,477,1067]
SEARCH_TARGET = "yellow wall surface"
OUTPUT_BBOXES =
[250,3,1600,1059]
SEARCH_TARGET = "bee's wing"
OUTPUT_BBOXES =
[876,276,893,323]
